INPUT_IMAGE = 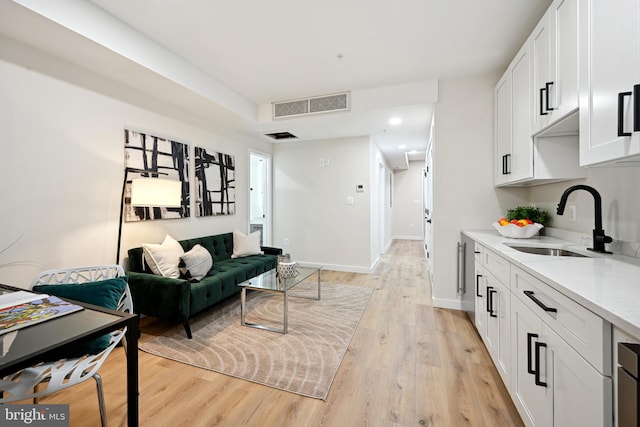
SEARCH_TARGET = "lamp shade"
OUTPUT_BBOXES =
[130,178,182,207]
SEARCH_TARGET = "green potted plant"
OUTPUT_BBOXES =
[506,206,550,226]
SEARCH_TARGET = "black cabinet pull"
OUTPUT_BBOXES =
[502,154,511,175]
[618,91,633,137]
[489,288,498,318]
[527,332,538,375]
[534,342,548,387]
[539,87,548,116]
[476,274,482,297]
[634,84,640,132]
[486,286,494,313]
[524,290,557,313]
[545,82,555,112]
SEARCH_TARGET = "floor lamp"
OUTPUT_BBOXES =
[116,168,182,264]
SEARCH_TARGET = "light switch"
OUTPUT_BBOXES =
[346,196,354,205]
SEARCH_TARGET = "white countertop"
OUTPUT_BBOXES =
[463,229,640,340]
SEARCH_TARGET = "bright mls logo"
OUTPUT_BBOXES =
[1,405,69,426]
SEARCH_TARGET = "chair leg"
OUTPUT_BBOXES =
[183,321,193,339]
[93,373,108,427]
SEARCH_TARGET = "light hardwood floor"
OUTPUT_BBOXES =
[38,240,523,426]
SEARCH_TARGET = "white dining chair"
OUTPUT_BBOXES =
[0,265,133,427]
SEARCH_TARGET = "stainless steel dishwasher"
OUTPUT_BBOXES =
[618,342,640,426]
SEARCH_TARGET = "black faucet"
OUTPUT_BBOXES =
[556,185,612,254]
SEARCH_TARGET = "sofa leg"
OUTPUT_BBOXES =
[183,321,193,339]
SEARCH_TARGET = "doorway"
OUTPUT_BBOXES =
[249,151,271,245]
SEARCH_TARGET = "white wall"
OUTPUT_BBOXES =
[272,136,375,272]
[528,166,640,248]
[0,51,271,288]
[432,72,528,309]
[392,161,424,240]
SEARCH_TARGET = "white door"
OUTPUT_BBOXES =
[249,152,271,245]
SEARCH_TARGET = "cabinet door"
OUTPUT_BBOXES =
[485,274,511,385]
[474,263,486,337]
[548,0,579,122]
[543,324,613,427]
[510,42,534,182]
[532,10,552,133]
[511,297,552,427]
[580,0,640,165]
[495,71,512,185]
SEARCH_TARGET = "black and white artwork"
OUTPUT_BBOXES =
[124,129,190,221]
[194,147,236,216]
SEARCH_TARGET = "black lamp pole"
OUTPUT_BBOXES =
[116,168,167,265]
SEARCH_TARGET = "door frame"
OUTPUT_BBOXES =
[249,150,272,246]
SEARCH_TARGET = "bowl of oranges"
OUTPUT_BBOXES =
[493,217,544,238]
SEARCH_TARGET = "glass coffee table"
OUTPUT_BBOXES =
[238,265,322,334]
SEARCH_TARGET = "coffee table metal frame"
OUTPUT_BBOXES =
[239,265,322,334]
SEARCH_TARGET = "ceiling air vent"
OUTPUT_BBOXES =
[273,92,350,119]
[264,131,298,140]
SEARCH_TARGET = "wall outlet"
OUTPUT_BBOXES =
[567,205,576,222]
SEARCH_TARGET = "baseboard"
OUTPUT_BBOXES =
[392,235,423,241]
[431,297,463,311]
[298,261,376,274]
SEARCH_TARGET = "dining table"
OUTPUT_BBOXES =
[0,283,139,426]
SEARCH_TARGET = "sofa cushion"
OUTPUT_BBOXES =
[231,229,263,258]
[143,235,184,278]
[179,244,213,281]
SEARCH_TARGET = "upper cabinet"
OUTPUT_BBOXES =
[532,0,579,134]
[579,0,640,166]
[495,43,534,186]
[495,0,585,187]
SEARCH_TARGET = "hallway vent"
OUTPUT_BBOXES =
[273,92,350,119]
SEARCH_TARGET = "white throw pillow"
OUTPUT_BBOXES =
[231,229,263,258]
[142,235,184,278]
[179,244,213,281]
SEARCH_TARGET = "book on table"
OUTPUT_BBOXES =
[0,290,84,335]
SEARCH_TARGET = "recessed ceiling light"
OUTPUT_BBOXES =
[398,144,407,150]
[389,117,402,125]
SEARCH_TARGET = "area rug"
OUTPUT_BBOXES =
[139,282,372,400]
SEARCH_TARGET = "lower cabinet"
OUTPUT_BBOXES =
[511,296,612,427]
[471,241,612,427]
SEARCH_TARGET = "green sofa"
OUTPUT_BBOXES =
[127,232,282,338]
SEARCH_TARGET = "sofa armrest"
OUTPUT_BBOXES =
[261,246,283,256]
[127,271,191,322]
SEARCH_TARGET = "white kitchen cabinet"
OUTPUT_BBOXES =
[474,262,486,337]
[495,42,533,186]
[495,3,585,187]
[532,0,579,134]
[510,265,612,427]
[579,0,640,165]
[484,271,511,384]
[474,245,511,386]
[511,293,612,427]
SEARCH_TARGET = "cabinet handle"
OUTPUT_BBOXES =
[618,91,633,137]
[634,84,640,132]
[540,87,548,116]
[502,154,511,175]
[523,290,557,313]
[545,82,555,112]
[486,286,494,313]
[534,342,548,387]
[476,274,482,297]
[488,288,498,318]
[527,332,538,375]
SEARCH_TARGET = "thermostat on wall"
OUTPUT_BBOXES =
[356,184,365,193]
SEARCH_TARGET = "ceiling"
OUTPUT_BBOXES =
[0,0,552,169]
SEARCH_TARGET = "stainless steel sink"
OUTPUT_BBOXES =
[507,246,589,257]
